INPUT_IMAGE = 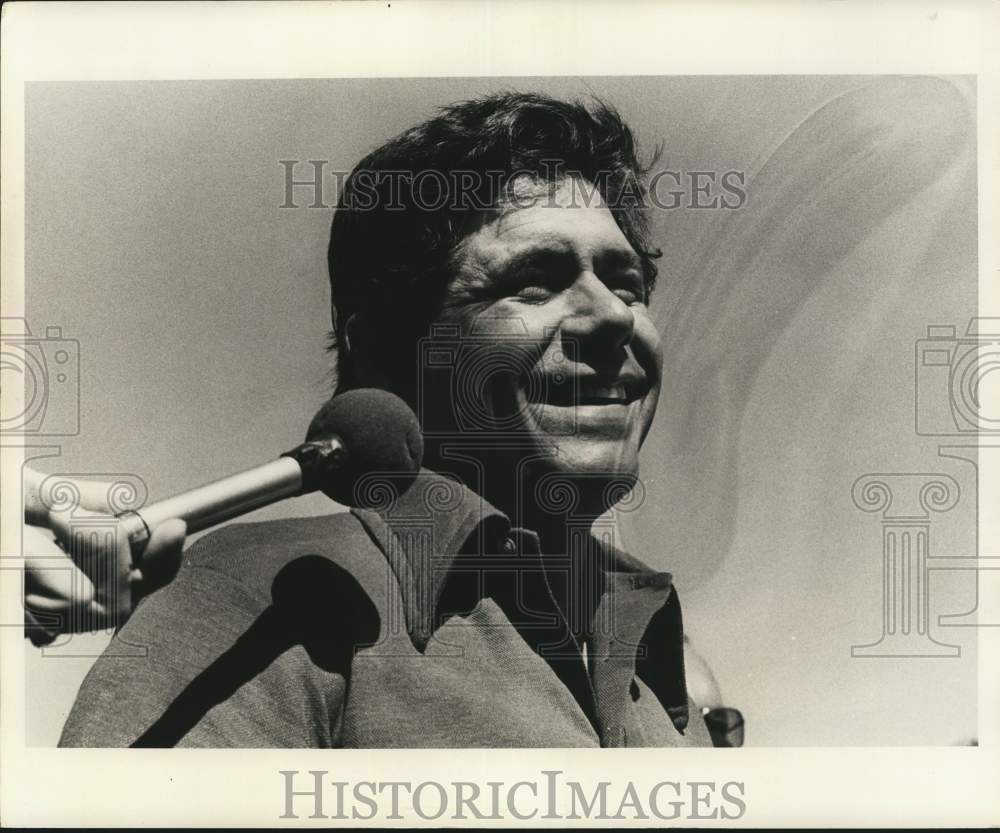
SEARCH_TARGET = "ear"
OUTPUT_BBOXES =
[343,312,395,390]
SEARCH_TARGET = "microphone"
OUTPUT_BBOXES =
[116,388,423,559]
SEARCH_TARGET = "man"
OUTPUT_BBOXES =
[59,92,737,747]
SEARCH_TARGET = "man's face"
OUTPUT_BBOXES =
[423,176,663,498]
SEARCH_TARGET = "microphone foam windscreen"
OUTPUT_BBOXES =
[305,388,424,508]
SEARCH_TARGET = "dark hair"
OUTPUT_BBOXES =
[327,91,661,395]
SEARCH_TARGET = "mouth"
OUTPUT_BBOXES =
[576,383,630,406]
[525,377,645,407]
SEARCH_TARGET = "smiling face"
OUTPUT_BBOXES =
[421,176,663,514]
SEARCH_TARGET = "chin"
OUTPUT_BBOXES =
[526,438,641,515]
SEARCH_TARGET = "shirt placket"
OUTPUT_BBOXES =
[587,578,668,747]
[496,528,602,741]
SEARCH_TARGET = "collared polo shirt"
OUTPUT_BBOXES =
[60,470,717,748]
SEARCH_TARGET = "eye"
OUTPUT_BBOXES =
[509,269,562,303]
[613,288,643,305]
[606,273,646,306]
[516,285,554,303]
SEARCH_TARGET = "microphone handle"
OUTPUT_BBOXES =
[117,436,345,558]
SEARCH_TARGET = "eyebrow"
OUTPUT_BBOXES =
[594,247,644,274]
[495,242,643,281]
[495,245,576,281]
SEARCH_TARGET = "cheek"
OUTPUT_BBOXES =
[469,328,557,420]
[633,313,663,440]
[632,313,663,393]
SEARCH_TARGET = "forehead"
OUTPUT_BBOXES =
[456,177,637,267]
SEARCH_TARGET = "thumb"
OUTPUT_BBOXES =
[133,518,187,595]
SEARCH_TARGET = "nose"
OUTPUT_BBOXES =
[561,271,636,364]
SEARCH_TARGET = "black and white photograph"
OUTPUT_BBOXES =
[1,1,997,827]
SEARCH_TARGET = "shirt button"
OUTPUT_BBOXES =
[502,536,517,554]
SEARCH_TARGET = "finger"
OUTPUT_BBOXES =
[24,585,94,640]
[23,522,69,562]
[24,594,109,636]
[24,564,96,637]
[132,518,186,596]
[23,526,97,608]
[22,466,49,525]
[24,470,122,523]
[45,510,132,623]
[23,521,101,638]
[71,478,125,514]
[105,519,134,623]
[24,609,58,647]
[46,507,114,559]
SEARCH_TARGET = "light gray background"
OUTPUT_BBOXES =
[24,76,979,746]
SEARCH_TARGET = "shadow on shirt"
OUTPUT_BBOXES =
[131,555,380,748]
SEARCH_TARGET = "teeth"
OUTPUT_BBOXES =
[581,384,627,401]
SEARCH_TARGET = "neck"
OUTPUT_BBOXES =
[423,443,614,550]
[479,460,614,630]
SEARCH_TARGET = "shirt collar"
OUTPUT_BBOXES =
[351,469,678,619]
[351,468,689,734]
[351,468,509,648]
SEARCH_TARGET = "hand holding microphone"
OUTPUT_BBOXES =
[23,389,423,644]
[23,470,187,646]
